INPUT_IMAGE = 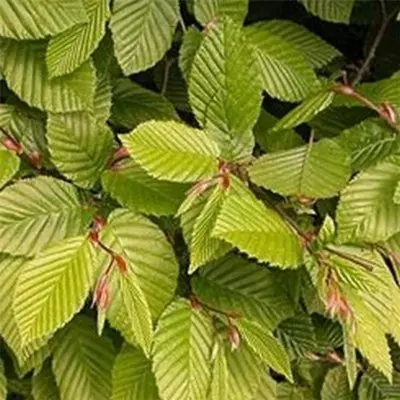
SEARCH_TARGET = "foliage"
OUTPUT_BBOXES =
[1,0,400,399]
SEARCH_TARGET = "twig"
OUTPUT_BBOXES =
[161,58,174,96]
[178,11,187,33]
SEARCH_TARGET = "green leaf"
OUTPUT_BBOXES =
[337,155,400,243]
[189,17,262,159]
[14,236,95,343]
[0,360,6,400]
[152,299,214,400]
[120,120,220,183]
[179,27,203,81]
[189,185,232,273]
[299,0,356,23]
[0,148,19,189]
[343,324,358,390]
[110,79,178,130]
[102,158,188,216]
[212,181,302,268]
[0,40,95,113]
[52,316,116,400]
[272,90,335,131]
[94,71,112,123]
[253,374,277,399]
[193,254,295,330]
[0,0,88,40]
[337,118,399,171]
[99,209,178,320]
[245,22,319,102]
[277,383,314,399]
[249,139,350,199]
[32,361,59,400]
[110,0,179,75]
[46,0,109,77]
[236,319,293,382]
[0,176,92,256]
[208,339,229,400]
[321,366,352,400]
[48,112,114,188]
[358,369,400,400]
[111,343,159,400]
[194,0,248,25]
[260,19,341,69]
[118,272,153,357]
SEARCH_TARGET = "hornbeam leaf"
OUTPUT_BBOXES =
[0,176,92,256]
[48,112,114,188]
[212,182,302,268]
[194,0,248,25]
[337,155,400,243]
[120,120,220,183]
[0,40,95,113]
[32,361,59,400]
[236,319,293,382]
[209,339,228,400]
[102,158,188,216]
[321,367,351,400]
[300,0,356,24]
[0,148,19,189]
[0,360,5,400]
[46,0,109,77]
[0,0,88,40]
[358,369,400,400]
[111,344,159,400]
[179,27,203,81]
[110,0,179,75]
[152,299,214,400]
[14,237,95,343]
[52,316,116,400]
[343,325,358,390]
[253,374,277,399]
[245,22,319,102]
[249,139,350,199]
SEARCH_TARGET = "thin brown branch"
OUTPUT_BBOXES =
[161,58,174,96]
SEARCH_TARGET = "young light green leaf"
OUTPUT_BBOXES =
[253,374,277,400]
[249,139,350,199]
[212,182,302,268]
[110,0,179,75]
[337,155,400,243]
[102,158,188,216]
[236,319,293,382]
[300,0,356,24]
[179,27,203,81]
[245,22,319,102]
[0,148,19,189]
[0,359,6,400]
[118,272,153,357]
[48,112,114,188]
[94,71,112,123]
[0,40,95,113]
[152,299,214,400]
[110,79,178,130]
[194,0,248,25]
[208,339,228,400]
[52,316,116,400]
[0,0,88,39]
[120,120,220,182]
[14,237,95,344]
[343,324,358,390]
[32,361,59,400]
[321,366,351,400]
[0,176,92,256]
[112,343,159,400]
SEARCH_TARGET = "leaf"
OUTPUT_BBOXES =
[212,181,302,268]
[32,361,59,400]
[253,374,277,399]
[249,139,350,199]
[14,236,95,344]
[0,40,95,113]
[272,90,335,131]
[110,0,179,75]
[102,158,188,216]
[277,383,314,399]
[343,324,358,390]
[189,17,262,159]
[0,176,92,256]
[99,209,178,320]
[208,339,228,400]
[337,155,400,243]
[0,148,19,189]
[46,0,109,77]
[120,120,220,183]
[299,0,356,24]
[110,79,178,130]
[245,22,319,102]
[358,369,400,400]
[321,366,352,400]
[111,343,159,400]
[189,185,232,273]
[152,299,214,400]
[193,254,295,330]
[179,27,203,81]
[0,0,88,40]
[194,0,248,25]
[52,316,116,400]
[260,19,341,69]
[118,272,153,357]
[0,359,6,400]
[48,112,114,188]
[94,71,112,123]
[237,319,293,382]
